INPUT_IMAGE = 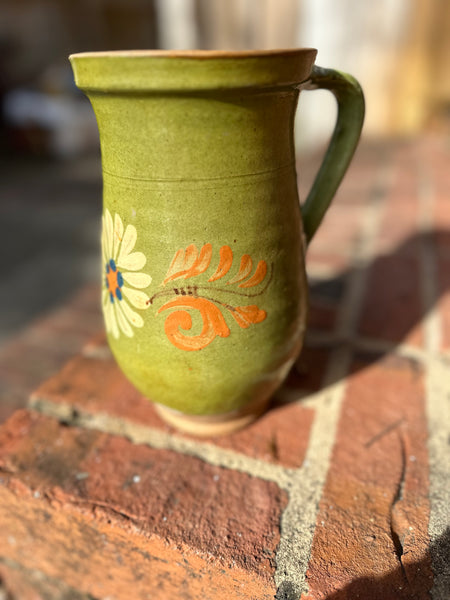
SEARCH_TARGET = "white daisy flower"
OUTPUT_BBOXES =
[101,209,152,339]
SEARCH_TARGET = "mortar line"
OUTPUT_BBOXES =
[273,348,351,599]
[28,397,295,489]
[418,161,450,599]
[274,160,391,599]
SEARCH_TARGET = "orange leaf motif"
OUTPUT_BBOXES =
[208,245,233,282]
[156,243,272,350]
[230,305,267,329]
[163,244,212,284]
[238,260,268,288]
[184,243,212,278]
[158,297,230,351]
[227,254,253,285]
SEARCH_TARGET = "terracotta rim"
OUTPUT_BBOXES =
[70,47,318,92]
[69,48,317,60]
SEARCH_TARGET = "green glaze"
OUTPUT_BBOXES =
[70,49,364,416]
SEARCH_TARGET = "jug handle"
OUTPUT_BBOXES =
[301,66,365,244]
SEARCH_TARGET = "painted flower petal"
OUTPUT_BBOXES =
[117,224,138,265]
[122,286,150,310]
[113,213,124,261]
[120,298,144,328]
[122,271,152,289]
[115,302,134,338]
[103,209,114,261]
[118,251,146,271]
[100,211,151,336]
[103,295,119,339]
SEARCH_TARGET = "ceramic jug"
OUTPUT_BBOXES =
[70,49,364,436]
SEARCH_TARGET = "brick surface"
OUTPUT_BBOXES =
[433,143,450,351]
[306,275,346,333]
[290,346,332,395]
[306,248,354,275]
[302,353,433,599]
[0,410,286,600]
[0,559,93,600]
[426,136,449,258]
[357,252,424,346]
[214,401,314,469]
[0,284,102,424]
[30,335,318,470]
[308,202,365,258]
[375,161,421,254]
[302,143,383,280]
[437,255,450,351]
[1,136,449,599]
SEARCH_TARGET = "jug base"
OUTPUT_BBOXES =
[154,397,270,438]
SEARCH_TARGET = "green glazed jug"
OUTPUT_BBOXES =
[70,49,364,436]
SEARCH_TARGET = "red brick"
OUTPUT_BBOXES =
[306,249,354,275]
[302,154,377,280]
[82,330,110,357]
[0,342,65,387]
[357,253,423,347]
[30,352,165,429]
[309,202,365,256]
[0,410,287,600]
[303,353,433,599]
[213,401,314,469]
[0,283,102,425]
[0,559,92,600]
[431,136,450,257]
[21,307,102,351]
[437,255,450,351]
[434,199,450,253]
[6,284,102,354]
[376,194,420,255]
[31,342,315,469]
[433,228,450,258]
[289,346,331,395]
[430,140,450,350]
[306,275,346,333]
[0,396,23,426]
[306,302,337,332]
[373,146,422,254]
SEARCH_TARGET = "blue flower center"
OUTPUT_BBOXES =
[105,259,124,303]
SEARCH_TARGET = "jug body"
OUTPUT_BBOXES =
[70,49,364,433]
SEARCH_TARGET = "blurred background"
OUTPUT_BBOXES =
[0,0,449,416]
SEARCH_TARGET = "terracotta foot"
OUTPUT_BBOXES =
[154,397,270,437]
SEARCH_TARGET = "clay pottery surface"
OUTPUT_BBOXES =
[70,49,364,435]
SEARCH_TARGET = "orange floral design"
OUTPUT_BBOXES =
[150,244,272,351]
[162,243,213,284]
[229,305,267,329]
[158,297,230,351]
[208,245,233,282]
[239,260,267,288]
[227,254,252,284]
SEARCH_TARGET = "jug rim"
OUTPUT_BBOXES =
[70,48,318,93]
[69,48,317,60]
